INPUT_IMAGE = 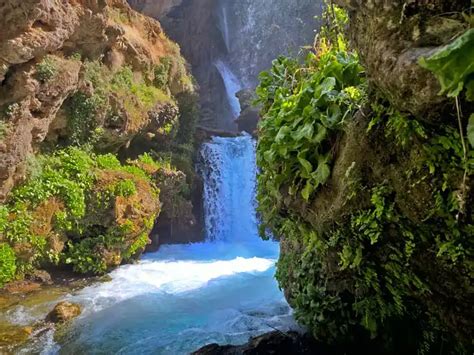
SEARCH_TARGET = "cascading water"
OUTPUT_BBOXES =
[13,135,295,355]
[214,60,242,119]
[199,135,257,241]
[217,0,231,53]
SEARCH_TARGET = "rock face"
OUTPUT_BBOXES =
[0,0,193,201]
[235,89,260,135]
[0,0,204,285]
[334,0,470,118]
[255,1,473,353]
[128,0,323,130]
[46,301,81,324]
[192,331,320,355]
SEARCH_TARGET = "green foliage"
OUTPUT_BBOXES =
[110,179,137,197]
[256,21,366,218]
[112,66,170,108]
[176,91,199,144]
[66,61,172,146]
[154,57,172,89]
[124,232,149,260]
[419,29,474,99]
[257,3,473,353]
[36,56,58,82]
[64,238,108,274]
[67,92,104,146]
[0,147,161,281]
[0,243,16,287]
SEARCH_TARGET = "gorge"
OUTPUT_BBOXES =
[1,0,473,354]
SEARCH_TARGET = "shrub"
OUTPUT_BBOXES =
[66,92,105,146]
[154,57,172,89]
[0,243,16,287]
[36,56,58,82]
[111,179,137,197]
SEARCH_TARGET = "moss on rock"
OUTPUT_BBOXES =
[0,147,163,284]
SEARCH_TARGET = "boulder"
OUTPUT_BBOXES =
[46,301,81,324]
[192,331,320,355]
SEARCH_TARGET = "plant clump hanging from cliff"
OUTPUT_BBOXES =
[256,5,366,226]
[256,2,473,354]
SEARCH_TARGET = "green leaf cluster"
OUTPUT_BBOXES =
[419,29,474,100]
[36,56,58,82]
[256,21,366,233]
[0,243,16,287]
[257,4,474,354]
[0,147,162,282]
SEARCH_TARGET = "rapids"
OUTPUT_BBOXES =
[14,135,295,354]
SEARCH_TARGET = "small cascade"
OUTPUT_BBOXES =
[214,59,242,119]
[218,0,231,52]
[199,134,258,241]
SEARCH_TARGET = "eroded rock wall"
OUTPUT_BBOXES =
[0,0,193,201]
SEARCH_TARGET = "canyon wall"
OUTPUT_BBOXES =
[129,0,323,130]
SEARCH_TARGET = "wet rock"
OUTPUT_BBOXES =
[45,301,82,324]
[28,270,53,285]
[4,281,41,294]
[236,89,260,135]
[0,324,33,347]
[192,331,320,355]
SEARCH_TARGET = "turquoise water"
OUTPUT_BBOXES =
[18,135,295,354]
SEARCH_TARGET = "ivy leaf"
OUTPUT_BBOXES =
[313,124,328,144]
[298,152,313,177]
[263,150,275,163]
[467,114,474,148]
[326,103,342,127]
[314,161,331,186]
[301,180,314,201]
[292,122,314,141]
[419,29,474,98]
[275,126,291,142]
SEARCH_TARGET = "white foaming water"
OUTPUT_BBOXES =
[199,135,258,241]
[214,60,242,118]
[17,135,295,355]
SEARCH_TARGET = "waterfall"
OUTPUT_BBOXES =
[218,0,231,53]
[199,134,258,241]
[214,60,242,119]
[14,136,295,355]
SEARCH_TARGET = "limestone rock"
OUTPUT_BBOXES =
[334,0,470,118]
[0,0,192,201]
[46,301,81,324]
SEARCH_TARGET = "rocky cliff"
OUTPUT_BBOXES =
[256,1,473,353]
[0,0,201,287]
[129,0,323,130]
[0,0,195,201]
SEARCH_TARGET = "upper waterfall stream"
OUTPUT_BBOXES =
[14,135,295,354]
